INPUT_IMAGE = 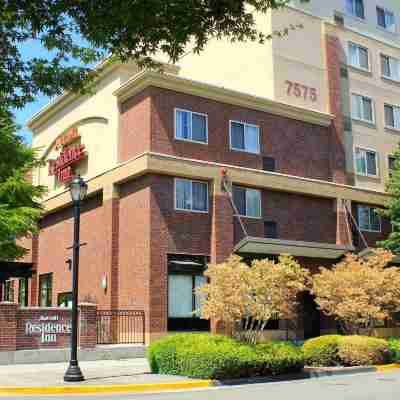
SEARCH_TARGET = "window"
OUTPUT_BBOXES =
[346,0,365,19]
[355,148,378,177]
[358,205,381,232]
[384,104,400,129]
[18,278,29,307]
[381,54,400,81]
[232,186,261,218]
[175,109,208,144]
[388,155,396,177]
[39,273,53,307]
[230,121,260,154]
[175,178,208,212]
[348,43,369,71]
[377,7,395,32]
[167,254,209,332]
[351,94,374,123]
[3,280,14,302]
[58,292,72,308]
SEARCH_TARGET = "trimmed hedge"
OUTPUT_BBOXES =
[303,335,342,367]
[147,333,304,380]
[338,336,390,366]
[303,335,392,367]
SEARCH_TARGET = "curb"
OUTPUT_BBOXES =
[0,365,398,396]
[0,380,213,396]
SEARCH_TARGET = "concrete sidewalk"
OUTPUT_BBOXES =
[0,358,195,387]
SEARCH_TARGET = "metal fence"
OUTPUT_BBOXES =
[96,310,145,345]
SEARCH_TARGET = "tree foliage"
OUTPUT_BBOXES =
[312,249,400,335]
[0,0,307,109]
[199,255,310,343]
[0,109,46,260]
[379,144,400,253]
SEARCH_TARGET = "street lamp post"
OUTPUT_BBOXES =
[64,175,88,382]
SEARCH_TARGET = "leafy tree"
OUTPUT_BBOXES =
[0,109,46,260]
[379,145,400,253]
[199,254,309,343]
[0,0,307,109]
[312,250,400,335]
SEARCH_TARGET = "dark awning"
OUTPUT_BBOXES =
[0,261,33,281]
[234,237,354,260]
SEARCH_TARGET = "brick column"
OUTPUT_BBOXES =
[325,34,348,185]
[210,178,234,264]
[336,199,353,247]
[79,303,97,349]
[0,302,18,351]
[30,235,39,306]
[103,184,120,310]
[210,177,234,335]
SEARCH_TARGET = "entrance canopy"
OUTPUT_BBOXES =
[234,237,354,260]
[0,261,33,281]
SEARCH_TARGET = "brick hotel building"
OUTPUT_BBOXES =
[2,0,400,342]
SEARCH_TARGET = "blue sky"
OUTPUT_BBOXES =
[15,35,93,145]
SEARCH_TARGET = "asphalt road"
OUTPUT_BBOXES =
[5,370,400,400]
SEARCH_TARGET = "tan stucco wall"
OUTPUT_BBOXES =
[177,10,275,100]
[325,24,400,192]
[270,8,328,113]
[31,64,139,198]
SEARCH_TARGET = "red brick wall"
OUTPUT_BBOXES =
[352,203,392,250]
[149,87,334,181]
[118,176,151,312]
[325,35,348,185]
[234,190,337,245]
[0,303,17,351]
[119,89,152,162]
[37,195,110,308]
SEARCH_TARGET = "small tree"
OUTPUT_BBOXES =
[379,144,400,253]
[199,254,310,343]
[312,249,400,335]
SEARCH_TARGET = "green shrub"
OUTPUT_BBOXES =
[338,336,390,366]
[147,334,304,380]
[303,335,342,367]
[388,338,400,363]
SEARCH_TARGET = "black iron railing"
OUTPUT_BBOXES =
[96,310,145,345]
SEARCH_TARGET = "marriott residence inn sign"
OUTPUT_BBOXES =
[48,127,87,184]
[25,315,71,344]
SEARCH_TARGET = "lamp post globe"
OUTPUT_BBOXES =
[64,175,87,382]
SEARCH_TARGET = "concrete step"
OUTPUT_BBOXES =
[0,345,147,365]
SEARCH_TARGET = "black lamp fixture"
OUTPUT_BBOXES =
[64,175,88,382]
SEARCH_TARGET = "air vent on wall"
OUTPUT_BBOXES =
[263,157,276,172]
[334,11,345,27]
[344,116,352,132]
[340,66,349,79]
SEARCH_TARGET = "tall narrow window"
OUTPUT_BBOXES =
[348,43,369,71]
[355,148,378,177]
[377,7,395,32]
[381,55,400,81]
[175,109,208,143]
[230,121,260,154]
[39,273,53,307]
[346,0,365,19]
[232,186,261,218]
[384,104,400,130]
[18,278,29,307]
[351,94,374,123]
[358,205,381,232]
[4,280,14,302]
[175,178,208,212]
